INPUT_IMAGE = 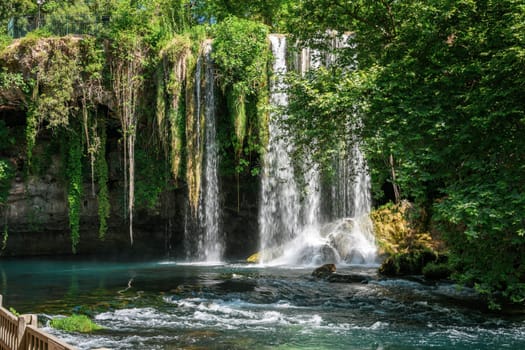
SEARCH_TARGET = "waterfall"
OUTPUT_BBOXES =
[258,34,377,266]
[184,40,222,262]
[198,41,222,262]
[259,35,302,263]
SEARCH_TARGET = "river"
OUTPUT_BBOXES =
[1,257,524,349]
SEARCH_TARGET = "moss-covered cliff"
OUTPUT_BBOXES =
[0,18,269,257]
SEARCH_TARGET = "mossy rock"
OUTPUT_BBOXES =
[246,252,260,263]
[50,314,103,333]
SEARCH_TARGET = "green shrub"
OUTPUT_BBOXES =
[50,314,102,333]
[423,262,452,280]
[0,158,14,205]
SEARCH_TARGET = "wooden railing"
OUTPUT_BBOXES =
[0,295,77,350]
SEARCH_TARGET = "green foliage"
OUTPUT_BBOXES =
[9,307,20,317]
[423,261,452,281]
[0,121,15,206]
[38,50,77,129]
[25,101,39,168]
[0,34,12,51]
[96,121,110,240]
[284,66,368,173]
[287,0,525,307]
[44,0,97,36]
[212,16,269,163]
[157,33,194,181]
[134,146,170,210]
[212,17,269,96]
[371,201,438,257]
[196,0,293,29]
[0,0,36,35]
[67,135,83,254]
[50,314,103,333]
[0,160,14,205]
[148,0,194,37]
[0,68,28,102]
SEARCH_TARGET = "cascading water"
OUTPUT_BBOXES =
[198,41,222,262]
[258,35,302,263]
[185,41,222,262]
[259,34,377,266]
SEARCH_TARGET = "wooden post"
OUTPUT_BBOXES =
[0,294,3,307]
[17,315,27,349]
[26,314,38,327]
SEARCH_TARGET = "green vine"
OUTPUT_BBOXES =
[25,87,39,169]
[67,134,83,254]
[1,222,7,251]
[96,120,110,240]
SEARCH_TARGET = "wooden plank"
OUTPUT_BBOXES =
[26,326,78,350]
[48,339,65,350]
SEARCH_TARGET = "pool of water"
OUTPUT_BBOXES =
[1,257,524,349]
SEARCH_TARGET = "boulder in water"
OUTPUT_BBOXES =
[312,263,336,278]
[327,273,371,284]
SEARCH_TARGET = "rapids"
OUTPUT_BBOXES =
[1,258,524,349]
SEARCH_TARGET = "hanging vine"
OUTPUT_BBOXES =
[96,119,110,240]
[159,34,192,182]
[25,81,39,168]
[78,37,104,197]
[184,40,205,215]
[67,133,83,254]
[110,33,146,246]
[1,37,105,251]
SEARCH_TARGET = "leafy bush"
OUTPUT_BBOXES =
[371,201,439,256]
[423,262,452,280]
[0,159,14,205]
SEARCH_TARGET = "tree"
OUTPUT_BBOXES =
[284,0,525,306]
[195,0,292,29]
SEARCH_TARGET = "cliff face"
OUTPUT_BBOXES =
[0,129,259,258]
[0,36,263,259]
[1,134,181,257]
[0,111,258,259]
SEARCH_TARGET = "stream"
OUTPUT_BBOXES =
[1,257,525,349]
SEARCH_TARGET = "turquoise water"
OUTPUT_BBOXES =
[1,258,524,349]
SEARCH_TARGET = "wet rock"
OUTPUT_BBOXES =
[312,263,336,278]
[326,273,371,284]
[299,245,339,265]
